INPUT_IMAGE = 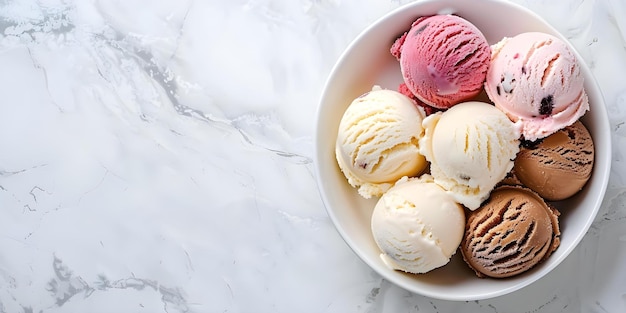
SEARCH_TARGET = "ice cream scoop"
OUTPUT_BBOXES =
[484,32,589,141]
[391,15,490,109]
[371,176,465,274]
[461,186,561,278]
[419,101,520,210]
[514,120,594,201]
[335,86,428,198]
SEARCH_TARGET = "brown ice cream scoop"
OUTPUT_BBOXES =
[514,120,594,201]
[461,186,560,278]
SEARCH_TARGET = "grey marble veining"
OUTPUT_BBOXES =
[0,0,624,312]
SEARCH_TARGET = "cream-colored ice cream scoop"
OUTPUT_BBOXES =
[419,101,520,210]
[336,86,427,198]
[371,176,465,274]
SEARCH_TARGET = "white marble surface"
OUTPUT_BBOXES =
[0,0,624,312]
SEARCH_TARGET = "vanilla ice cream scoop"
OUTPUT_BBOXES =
[371,176,465,274]
[419,101,520,210]
[336,86,428,198]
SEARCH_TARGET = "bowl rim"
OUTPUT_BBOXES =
[314,0,612,301]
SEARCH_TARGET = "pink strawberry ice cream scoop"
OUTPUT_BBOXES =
[391,15,491,110]
[484,32,589,141]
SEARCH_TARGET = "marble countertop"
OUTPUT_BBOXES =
[0,0,624,312]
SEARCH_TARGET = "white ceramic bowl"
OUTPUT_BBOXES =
[314,0,611,301]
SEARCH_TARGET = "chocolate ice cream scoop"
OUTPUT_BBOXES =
[514,120,594,201]
[461,186,560,278]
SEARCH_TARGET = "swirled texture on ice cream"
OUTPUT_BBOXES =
[419,101,520,210]
[371,176,465,274]
[514,120,594,201]
[335,86,428,198]
[391,15,490,110]
[461,186,560,278]
[484,32,589,141]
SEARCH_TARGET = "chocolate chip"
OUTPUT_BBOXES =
[521,66,527,74]
[520,138,544,149]
[501,73,514,93]
[539,95,554,115]
[496,86,501,95]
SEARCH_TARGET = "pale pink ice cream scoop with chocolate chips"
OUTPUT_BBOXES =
[484,32,589,141]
